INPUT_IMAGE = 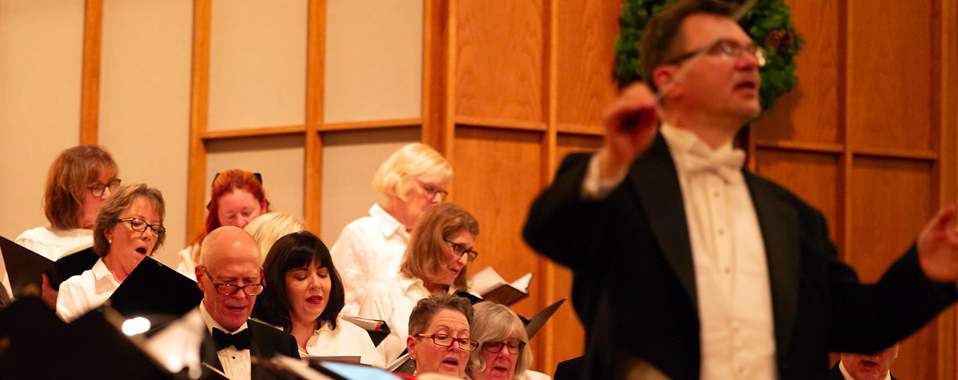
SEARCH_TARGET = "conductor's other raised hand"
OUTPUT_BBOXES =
[917,205,958,283]
[597,83,661,180]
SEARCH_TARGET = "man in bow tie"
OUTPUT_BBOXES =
[523,0,958,379]
[196,226,298,380]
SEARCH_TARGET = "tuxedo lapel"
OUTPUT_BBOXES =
[745,173,800,356]
[200,330,225,373]
[630,134,698,306]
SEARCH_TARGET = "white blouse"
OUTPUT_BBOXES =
[331,204,410,316]
[56,258,119,322]
[300,318,386,368]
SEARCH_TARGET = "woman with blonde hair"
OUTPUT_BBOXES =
[331,143,452,315]
[245,212,305,264]
[359,202,478,363]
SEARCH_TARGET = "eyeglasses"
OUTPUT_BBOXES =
[117,217,166,237]
[87,178,122,198]
[666,38,766,67]
[201,266,265,296]
[443,238,478,262]
[418,181,448,200]
[416,333,479,351]
[482,339,526,355]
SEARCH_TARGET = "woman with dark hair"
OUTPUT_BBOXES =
[359,202,479,363]
[176,169,270,280]
[253,231,384,367]
[56,184,165,322]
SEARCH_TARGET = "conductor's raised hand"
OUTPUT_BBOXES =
[917,205,958,283]
[597,83,661,180]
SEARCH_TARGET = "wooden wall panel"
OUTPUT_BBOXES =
[847,157,934,282]
[556,1,619,134]
[754,150,842,246]
[451,126,547,367]
[752,0,841,145]
[847,0,934,151]
[455,1,545,125]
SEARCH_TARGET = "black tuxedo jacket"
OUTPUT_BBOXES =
[199,318,299,380]
[523,134,956,380]
[829,361,900,380]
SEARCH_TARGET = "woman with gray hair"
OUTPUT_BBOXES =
[56,184,166,322]
[467,302,536,380]
[331,143,452,316]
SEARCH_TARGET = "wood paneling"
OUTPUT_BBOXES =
[752,0,841,145]
[80,0,102,144]
[451,126,547,365]
[455,1,545,123]
[847,0,934,151]
[847,157,934,282]
[556,1,619,134]
[754,149,842,246]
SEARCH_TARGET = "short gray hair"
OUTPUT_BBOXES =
[371,143,452,200]
[467,302,533,380]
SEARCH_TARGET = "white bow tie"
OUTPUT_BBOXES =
[683,145,746,183]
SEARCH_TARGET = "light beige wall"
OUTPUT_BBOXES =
[324,0,423,123]
[208,0,308,131]
[98,0,193,266]
[0,0,84,239]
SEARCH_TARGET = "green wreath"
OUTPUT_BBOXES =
[614,0,802,111]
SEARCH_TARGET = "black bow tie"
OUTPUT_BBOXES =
[212,328,251,351]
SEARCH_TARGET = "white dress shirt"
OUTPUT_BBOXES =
[56,258,119,322]
[583,123,777,380]
[300,318,386,367]
[0,226,93,300]
[331,204,410,316]
[200,301,252,380]
[358,273,442,364]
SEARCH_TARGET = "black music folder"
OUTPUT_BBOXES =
[108,256,203,320]
[340,315,390,347]
[522,298,565,338]
[0,235,98,295]
[0,296,173,379]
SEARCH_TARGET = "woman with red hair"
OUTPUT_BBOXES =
[175,169,270,280]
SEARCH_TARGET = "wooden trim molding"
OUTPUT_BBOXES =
[304,0,326,233]
[80,0,103,145]
[186,0,212,244]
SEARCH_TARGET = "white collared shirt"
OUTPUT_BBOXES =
[300,318,386,367]
[583,123,777,380]
[56,258,119,322]
[331,203,410,316]
[200,300,252,380]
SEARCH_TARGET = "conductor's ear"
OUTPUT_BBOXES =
[652,66,675,97]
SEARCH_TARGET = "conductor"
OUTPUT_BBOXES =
[522,0,958,379]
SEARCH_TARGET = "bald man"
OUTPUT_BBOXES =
[195,226,298,380]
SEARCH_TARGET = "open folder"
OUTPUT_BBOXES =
[340,315,391,347]
[0,235,98,296]
[108,256,203,320]
[468,266,533,306]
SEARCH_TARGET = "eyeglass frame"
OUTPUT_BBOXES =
[200,266,266,297]
[415,333,479,352]
[482,338,526,355]
[443,238,478,262]
[417,180,448,200]
[664,38,767,68]
[87,178,122,198]
[116,217,166,237]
